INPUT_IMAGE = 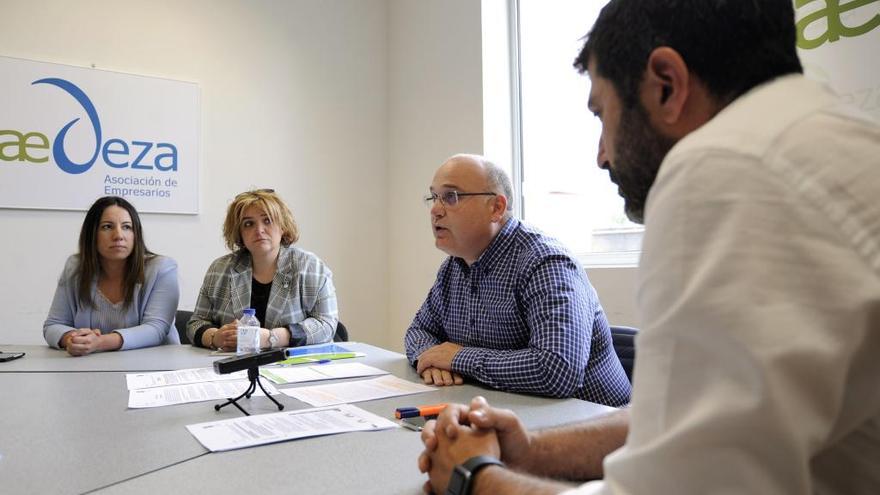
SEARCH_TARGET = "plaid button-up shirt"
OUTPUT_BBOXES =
[405,218,631,406]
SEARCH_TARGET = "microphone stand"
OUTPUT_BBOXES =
[214,366,284,416]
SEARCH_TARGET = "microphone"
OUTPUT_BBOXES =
[213,349,286,375]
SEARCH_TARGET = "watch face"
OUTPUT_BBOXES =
[446,466,470,495]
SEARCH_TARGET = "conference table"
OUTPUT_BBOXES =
[0,342,616,494]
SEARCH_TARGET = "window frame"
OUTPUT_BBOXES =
[505,0,642,268]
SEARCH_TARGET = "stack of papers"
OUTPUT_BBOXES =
[186,403,398,452]
[126,367,247,390]
[129,379,278,408]
[125,362,392,408]
[282,374,436,407]
[126,367,282,409]
[127,344,440,454]
[260,362,388,385]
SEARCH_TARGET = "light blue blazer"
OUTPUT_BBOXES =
[43,255,181,350]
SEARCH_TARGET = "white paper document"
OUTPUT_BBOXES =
[126,367,247,390]
[128,379,279,408]
[281,374,436,407]
[259,362,388,385]
[185,403,398,452]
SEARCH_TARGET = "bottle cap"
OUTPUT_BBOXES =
[243,308,256,316]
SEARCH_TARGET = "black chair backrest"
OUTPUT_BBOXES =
[610,325,638,381]
[175,310,193,345]
[334,321,349,342]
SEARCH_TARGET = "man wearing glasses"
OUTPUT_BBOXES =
[416,1,880,494]
[404,154,630,407]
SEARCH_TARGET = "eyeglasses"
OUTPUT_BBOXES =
[423,190,497,207]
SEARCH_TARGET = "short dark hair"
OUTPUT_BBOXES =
[574,0,803,108]
[77,196,153,308]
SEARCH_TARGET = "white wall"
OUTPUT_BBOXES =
[0,0,389,345]
[383,1,639,349]
[0,0,640,348]
[385,0,485,351]
[587,267,638,327]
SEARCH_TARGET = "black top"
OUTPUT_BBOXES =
[251,278,272,326]
[192,277,292,349]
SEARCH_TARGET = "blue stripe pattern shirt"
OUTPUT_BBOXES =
[405,218,631,406]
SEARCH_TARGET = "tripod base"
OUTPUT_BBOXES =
[214,367,284,416]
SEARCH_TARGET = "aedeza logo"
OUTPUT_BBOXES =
[0,78,178,175]
[796,0,880,50]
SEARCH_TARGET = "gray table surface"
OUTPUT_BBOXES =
[0,343,615,494]
[0,343,220,372]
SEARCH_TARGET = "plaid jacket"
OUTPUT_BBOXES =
[187,245,337,346]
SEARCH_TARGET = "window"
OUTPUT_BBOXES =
[512,0,642,266]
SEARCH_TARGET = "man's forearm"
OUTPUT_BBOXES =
[473,465,575,495]
[404,328,442,365]
[453,346,584,397]
[523,408,629,480]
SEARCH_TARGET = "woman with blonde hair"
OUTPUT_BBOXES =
[187,189,338,350]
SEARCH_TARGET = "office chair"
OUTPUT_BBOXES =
[175,309,193,345]
[610,325,638,381]
[334,321,349,342]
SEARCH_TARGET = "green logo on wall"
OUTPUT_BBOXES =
[796,0,880,49]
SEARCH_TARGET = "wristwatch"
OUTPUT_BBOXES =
[267,328,278,349]
[445,455,504,495]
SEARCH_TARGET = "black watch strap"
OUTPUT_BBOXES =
[446,455,505,495]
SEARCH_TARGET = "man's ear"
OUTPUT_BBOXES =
[642,47,690,125]
[492,195,508,222]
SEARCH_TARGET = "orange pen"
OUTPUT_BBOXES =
[394,403,449,419]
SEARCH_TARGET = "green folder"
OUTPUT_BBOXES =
[274,352,360,366]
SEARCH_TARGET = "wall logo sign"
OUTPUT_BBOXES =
[795,0,880,121]
[0,56,199,214]
[795,0,880,50]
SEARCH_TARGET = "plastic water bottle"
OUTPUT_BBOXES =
[236,308,261,355]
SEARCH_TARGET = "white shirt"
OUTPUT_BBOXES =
[568,75,880,494]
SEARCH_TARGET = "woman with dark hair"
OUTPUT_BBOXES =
[187,189,337,351]
[43,196,180,355]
